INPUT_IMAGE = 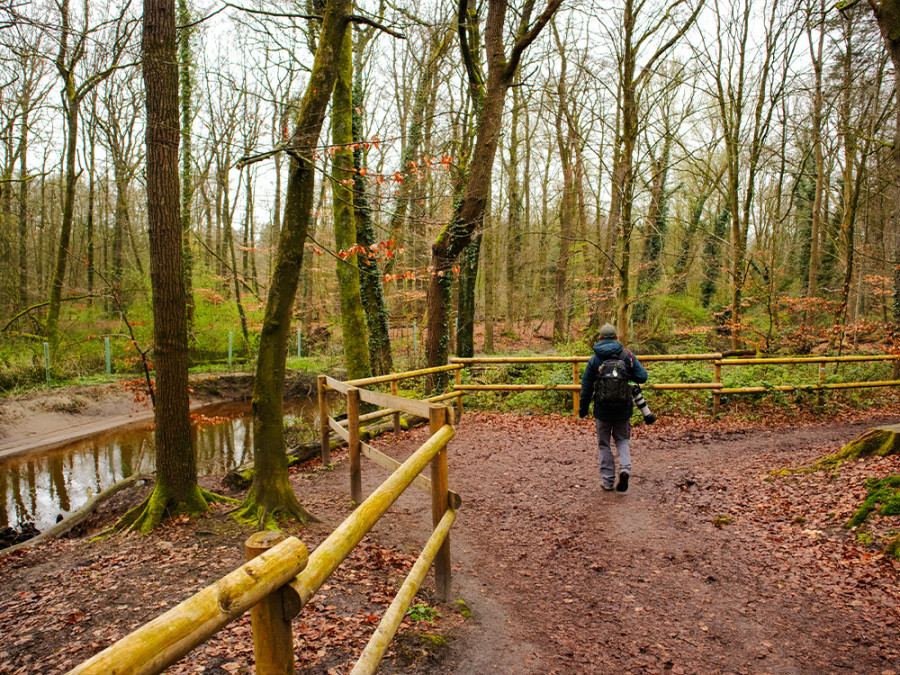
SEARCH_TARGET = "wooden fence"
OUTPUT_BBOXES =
[450,353,900,416]
[67,367,463,675]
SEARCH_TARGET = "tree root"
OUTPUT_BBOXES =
[115,484,237,535]
[231,485,320,531]
[816,426,900,469]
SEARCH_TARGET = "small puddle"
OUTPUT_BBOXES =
[0,399,318,530]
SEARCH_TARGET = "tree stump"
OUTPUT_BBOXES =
[816,424,900,469]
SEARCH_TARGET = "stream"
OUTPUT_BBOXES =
[0,399,318,530]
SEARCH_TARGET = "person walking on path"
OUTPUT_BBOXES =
[579,323,648,492]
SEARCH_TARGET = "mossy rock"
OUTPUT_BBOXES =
[815,425,900,469]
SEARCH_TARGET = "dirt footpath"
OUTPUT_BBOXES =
[374,412,900,675]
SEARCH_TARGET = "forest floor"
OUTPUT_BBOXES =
[1,390,900,674]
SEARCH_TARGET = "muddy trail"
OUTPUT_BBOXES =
[376,412,900,674]
[2,410,899,674]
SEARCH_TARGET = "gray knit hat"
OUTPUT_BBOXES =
[599,323,617,339]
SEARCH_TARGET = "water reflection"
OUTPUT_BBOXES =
[0,399,316,531]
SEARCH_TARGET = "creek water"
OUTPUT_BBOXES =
[0,399,318,531]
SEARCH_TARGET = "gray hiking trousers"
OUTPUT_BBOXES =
[595,418,631,484]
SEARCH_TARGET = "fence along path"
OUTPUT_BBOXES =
[451,352,900,416]
[67,365,461,675]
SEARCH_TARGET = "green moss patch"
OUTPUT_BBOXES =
[847,475,900,528]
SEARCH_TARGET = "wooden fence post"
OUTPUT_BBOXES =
[455,368,464,419]
[348,387,362,504]
[818,362,825,407]
[713,362,722,417]
[572,362,580,416]
[245,531,297,675]
[318,375,330,465]
[390,381,401,434]
[429,405,451,602]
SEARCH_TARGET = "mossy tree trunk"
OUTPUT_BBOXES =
[353,40,392,376]
[700,207,729,308]
[234,0,351,528]
[333,27,371,382]
[633,127,672,322]
[456,233,481,357]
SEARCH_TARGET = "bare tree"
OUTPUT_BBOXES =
[45,0,137,348]
[425,0,562,383]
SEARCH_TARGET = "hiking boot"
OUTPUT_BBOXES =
[616,471,630,492]
[601,481,614,491]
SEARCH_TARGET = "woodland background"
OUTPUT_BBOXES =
[1,0,899,389]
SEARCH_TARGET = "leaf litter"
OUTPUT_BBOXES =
[0,407,899,673]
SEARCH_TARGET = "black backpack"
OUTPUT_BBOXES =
[593,351,632,407]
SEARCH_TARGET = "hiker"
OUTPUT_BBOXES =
[579,323,648,492]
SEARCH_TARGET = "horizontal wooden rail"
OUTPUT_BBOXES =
[67,537,309,675]
[357,387,435,418]
[451,353,725,365]
[290,423,455,605]
[325,375,352,394]
[329,416,350,442]
[453,382,724,392]
[453,383,576,391]
[346,363,463,387]
[452,356,586,364]
[715,380,900,394]
[717,355,900,366]
[350,507,457,675]
[360,440,462,508]
[333,391,463,428]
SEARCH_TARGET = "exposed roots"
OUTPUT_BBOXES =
[231,485,320,531]
[114,484,237,535]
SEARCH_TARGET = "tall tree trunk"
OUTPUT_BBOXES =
[805,0,825,326]
[235,0,352,527]
[85,106,97,306]
[483,206,495,353]
[866,0,900,371]
[552,79,576,344]
[672,191,711,294]
[223,171,250,348]
[504,82,522,335]
[45,100,79,348]
[117,0,214,534]
[332,27,371,381]
[112,161,129,295]
[17,97,30,309]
